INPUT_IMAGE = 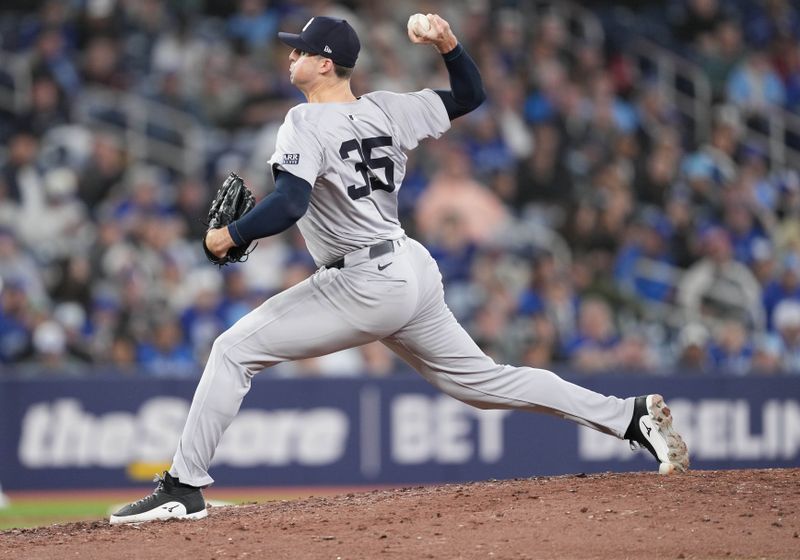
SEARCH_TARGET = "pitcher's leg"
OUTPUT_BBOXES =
[171,273,379,487]
[383,303,634,438]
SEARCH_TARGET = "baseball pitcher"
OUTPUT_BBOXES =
[111,14,688,525]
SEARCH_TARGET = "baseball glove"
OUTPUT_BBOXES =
[203,172,256,266]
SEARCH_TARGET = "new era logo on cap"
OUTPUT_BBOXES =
[278,16,360,68]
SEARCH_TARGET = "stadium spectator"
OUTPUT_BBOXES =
[678,226,764,328]
[772,299,800,372]
[0,279,33,365]
[671,0,732,47]
[678,117,740,215]
[1,129,42,207]
[515,122,573,213]
[426,212,477,287]
[227,0,281,53]
[776,39,800,113]
[762,253,800,328]
[726,50,786,113]
[634,129,683,207]
[675,322,713,373]
[751,332,784,374]
[749,238,778,286]
[415,144,508,244]
[50,254,93,311]
[52,302,92,363]
[174,177,213,239]
[742,0,800,48]
[16,167,89,262]
[81,36,129,91]
[85,295,123,363]
[28,321,70,370]
[76,131,127,212]
[614,208,676,303]
[663,193,697,269]
[179,271,226,363]
[109,333,138,372]
[28,26,81,98]
[721,198,770,265]
[517,252,580,344]
[0,228,48,307]
[697,18,746,100]
[708,318,754,375]
[15,75,71,137]
[464,110,516,180]
[223,282,258,338]
[137,315,196,378]
[360,341,396,377]
[563,297,621,372]
[520,313,560,368]
[772,173,800,253]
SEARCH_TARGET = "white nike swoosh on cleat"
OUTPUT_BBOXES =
[109,502,208,525]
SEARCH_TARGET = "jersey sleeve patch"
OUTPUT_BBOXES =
[282,153,300,165]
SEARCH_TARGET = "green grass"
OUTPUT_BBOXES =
[0,499,112,530]
[0,487,375,530]
[0,492,308,530]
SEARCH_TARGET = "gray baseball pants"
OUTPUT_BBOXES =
[171,237,634,487]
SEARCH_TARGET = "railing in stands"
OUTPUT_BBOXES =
[742,105,800,170]
[72,87,206,176]
[0,50,31,114]
[628,38,712,146]
[525,0,605,47]
[0,49,204,176]
[626,37,800,170]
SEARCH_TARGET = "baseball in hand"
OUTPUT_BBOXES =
[408,13,432,37]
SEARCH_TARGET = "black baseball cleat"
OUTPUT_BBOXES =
[624,394,689,474]
[109,472,207,525]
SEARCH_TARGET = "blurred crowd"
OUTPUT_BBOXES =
[1,0,799,378]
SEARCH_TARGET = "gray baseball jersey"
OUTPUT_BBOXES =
[268,89,449,266]
[170,89,635,487]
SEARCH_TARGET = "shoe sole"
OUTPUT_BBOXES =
[109,508,208,525]
[647,394,689,474]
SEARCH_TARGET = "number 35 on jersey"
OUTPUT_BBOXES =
[339,136,396,200]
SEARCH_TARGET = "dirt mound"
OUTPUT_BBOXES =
[1,469,797,560]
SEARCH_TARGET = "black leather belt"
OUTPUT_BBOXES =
[325,239,395,269]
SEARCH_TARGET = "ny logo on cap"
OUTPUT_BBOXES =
[302,18,314,31]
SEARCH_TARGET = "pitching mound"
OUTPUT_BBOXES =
[2,469,797,559]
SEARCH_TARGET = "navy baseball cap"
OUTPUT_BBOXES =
[278,16,360,69]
